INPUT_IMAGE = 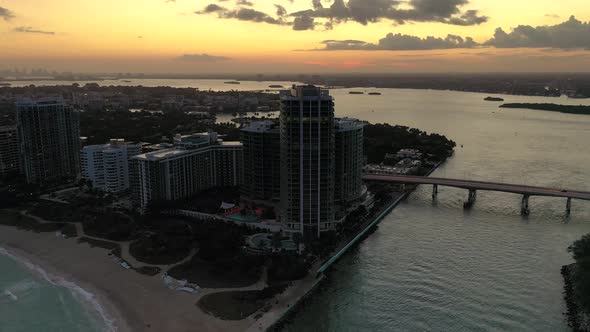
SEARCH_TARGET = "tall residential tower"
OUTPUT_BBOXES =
[0,126,19,177]
[16,98,80,185]
[280,85,335,238]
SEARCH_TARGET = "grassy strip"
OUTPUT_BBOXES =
[198,285,287,320]
[0,210,72,235]
[134,266,162,276]
[77,237,122,258]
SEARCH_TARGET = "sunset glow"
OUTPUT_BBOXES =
[1,0,589,73]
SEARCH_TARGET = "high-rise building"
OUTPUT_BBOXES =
[0,126,19,177]
[335,118,365,205]
[129,132,243,211]
[280,85,335,238]
[240,121,281,202]
[16,97,80,185]
[81,139,142,193]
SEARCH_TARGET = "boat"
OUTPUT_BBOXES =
[268,84,284,88]
[368,92,382,95]
[484,96,504,102]
[224,81,241,85]
[121,80,132,83]
[349,91,364,95]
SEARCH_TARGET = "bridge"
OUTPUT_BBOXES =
[363,174,590,215]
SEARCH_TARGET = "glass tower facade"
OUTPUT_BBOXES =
[280,85,335,238]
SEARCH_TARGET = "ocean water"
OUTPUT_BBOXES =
[4,79,590,331]
[283,88,590,331]
[0,247,113,332]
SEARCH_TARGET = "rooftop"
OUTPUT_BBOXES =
[241,120,276,133]
[336,117,365,131]
[280,85,332,101]
[132,148,190,161]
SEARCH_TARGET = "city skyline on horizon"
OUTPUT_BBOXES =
[1,0,590,73]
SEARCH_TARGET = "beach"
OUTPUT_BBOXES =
[0,224,251,332]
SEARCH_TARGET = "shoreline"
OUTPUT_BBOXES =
[0,223,251,332]
[0,245,123,332]
[261,161,446,331]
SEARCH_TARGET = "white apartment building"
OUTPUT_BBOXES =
[81,139,141,193]
[129,132,243,212]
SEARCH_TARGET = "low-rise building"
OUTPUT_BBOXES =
[81,139,141,193]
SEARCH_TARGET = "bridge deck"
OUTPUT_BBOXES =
[363,175,590,201]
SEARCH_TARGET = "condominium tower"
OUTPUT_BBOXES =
[0,126,19,177]
[240,121,281,202]
[280,85,335,238]
[81,139,142,193]
[334,118,365,205]
[16,98,80,185]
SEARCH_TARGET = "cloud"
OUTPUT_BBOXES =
[196,5,284,25]
[236,0,253,6]
[320,33,478,50]
[196,0,487,30]
[313,15,590,51]
[0,6,15,21]
[485,16,590,49]
[289,0,488,28]
[176,54,231,62]
[275,4,287,17]
[13,27,56,35]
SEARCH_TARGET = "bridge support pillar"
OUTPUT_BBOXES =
[432,184,438,200]
[566,198,572,216]
[521,195,530,216]
[464,189,477,209]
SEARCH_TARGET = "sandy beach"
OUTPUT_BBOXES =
[0,225,251,332]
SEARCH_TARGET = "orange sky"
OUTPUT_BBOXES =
[1,0,589,73]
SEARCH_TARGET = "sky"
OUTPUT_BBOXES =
[1,0,590,74]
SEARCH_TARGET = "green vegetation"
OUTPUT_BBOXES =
[563,234,590,331]
[81,211,137,242]
[364,123,456,165]
[267,254,309,284]
[80,109,241,145]
[28,201,138,242]
[500,103,590,115]
[168,256,263,288]
[130,233,193,265]
[198,285,287,320]
[77,237,122,257]
[134,266,162,276]
[0,210,72,234]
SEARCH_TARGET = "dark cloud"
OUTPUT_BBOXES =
[289,0,487,28]
[313,16,590,51]
[293,14,315,30]
[196,0,487,30]
[236,0,253,6]
[176,54,231,61]
[196,5,284,25]
[0,6,15,21]
[486,16,590,49]
[197,4,226,13]
[13,27,56,35]
[275,4,287,17]
[321,33,478,50]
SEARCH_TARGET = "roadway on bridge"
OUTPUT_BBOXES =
[363,175,590,201]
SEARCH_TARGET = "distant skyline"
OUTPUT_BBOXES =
[1,0,590,73]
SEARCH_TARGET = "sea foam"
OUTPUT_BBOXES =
[0,246,118,332]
